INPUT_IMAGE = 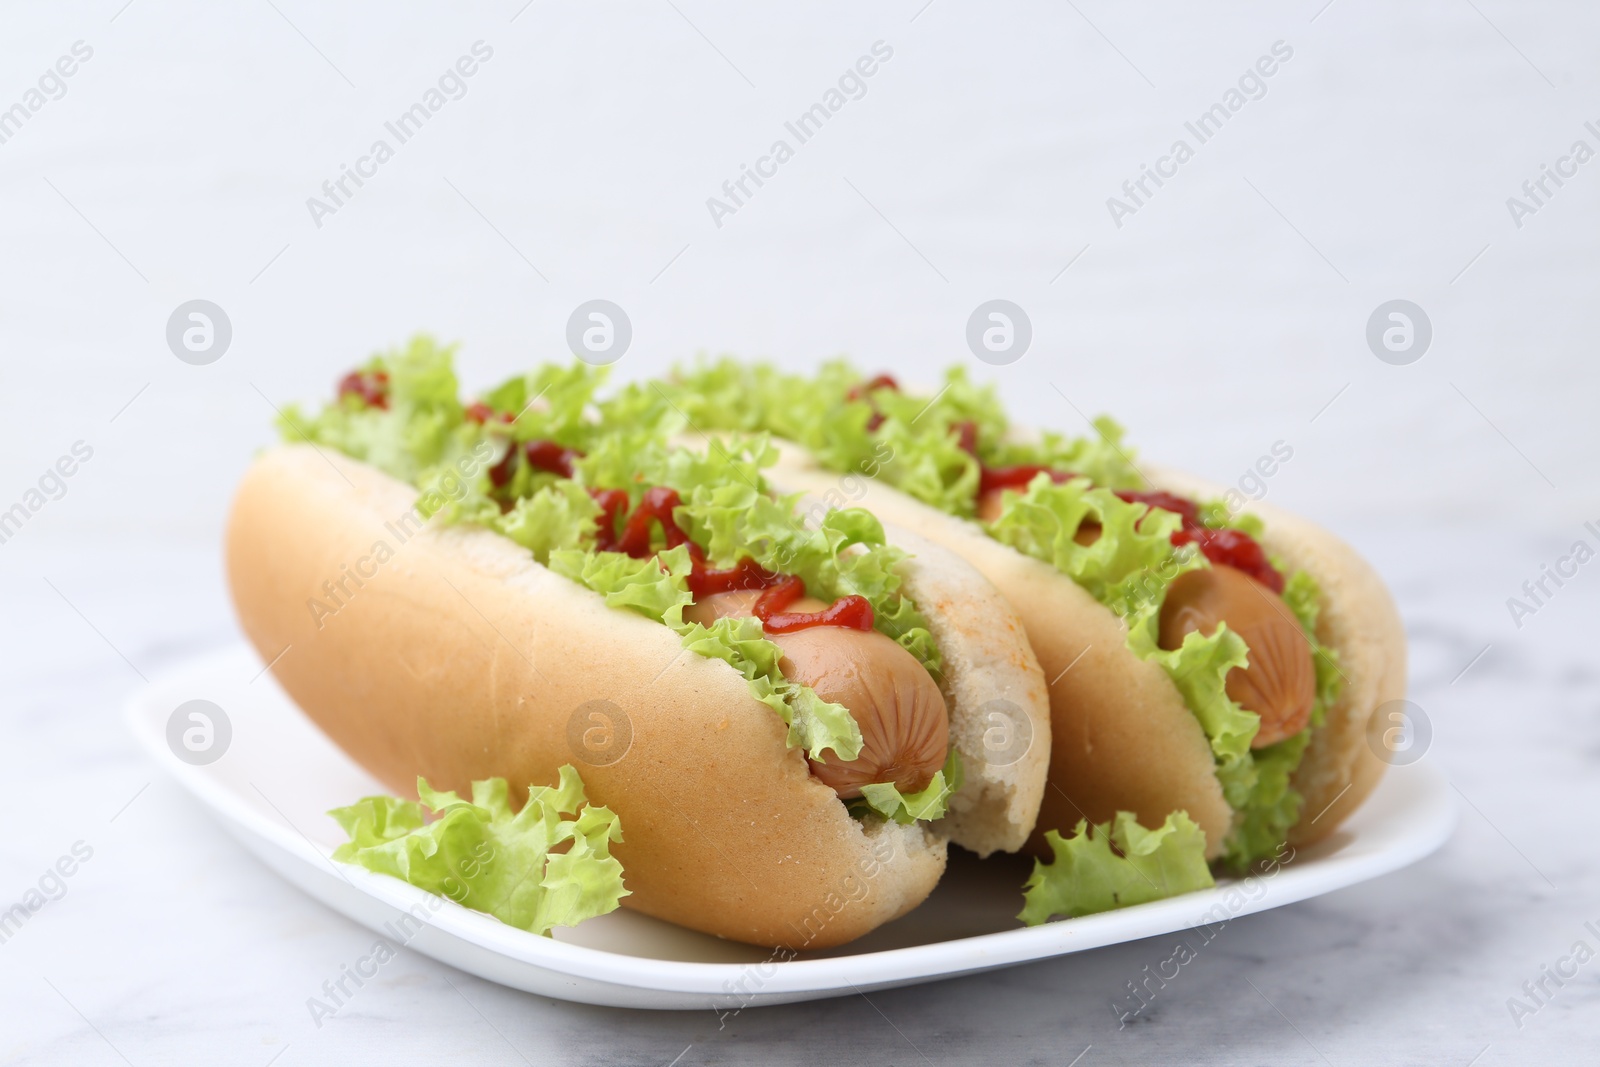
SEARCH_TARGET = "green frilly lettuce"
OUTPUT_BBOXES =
[277,335,480,485]
[631,359,1142,516]
[853,747,965,825]
[1018,810,1215,923]
[329,766,627,936]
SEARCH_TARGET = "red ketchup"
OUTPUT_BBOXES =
[588,488,631,551]
[486,437,581,490]
[978,464,1076,495]
[523,440,581,478]
[465,401,514,425]
[951,417,1284,591]
[1171,526,1283,593]
[752,575,875,633]
[688,556,785,597]
[337,370,390,409]
[589,482,873,633]
[847,374,900,432]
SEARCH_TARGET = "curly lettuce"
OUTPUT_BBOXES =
[1019,810,1214,923]
[330,767,627,936]
[278,335,479,485]
[853,748,964,825]
[633,359,1141,515]
[681,614,867,765]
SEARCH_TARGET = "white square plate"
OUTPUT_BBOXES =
[128,645,1455,1010]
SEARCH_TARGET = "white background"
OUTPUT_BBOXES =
[1,2,1597,1065]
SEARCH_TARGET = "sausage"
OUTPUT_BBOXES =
[1158,566,1315,748]
[684,591,950,797]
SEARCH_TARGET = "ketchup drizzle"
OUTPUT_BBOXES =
[762,591,876,633]
[338,370,390,410]
[485,437,581,489]
[978,464,1075,495]
[588,488,631,551]
[938,397,1284,591]
[465,401,513,425]
[847,374,900,432]
[523,440,581,478]
[574,455,872,632]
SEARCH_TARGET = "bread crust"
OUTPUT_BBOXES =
[226,445,946,949]
[875,521,1051,856]
[768,442,1405,860]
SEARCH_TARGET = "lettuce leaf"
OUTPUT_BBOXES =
[1220,730,1311,871]
[645,359,1141,515]
[1144,626,1259,775]
[681,497,942,681]
[571,433,942,682]
[278,335,479,485]
[548,544,696,630]
[853,748,964,825]
[1282,569,1343,719]
[494,481,603,563]
[329,766,627,936]
[1018,810,1214,924]
[680,615,863,763]
[986,474,1200,643]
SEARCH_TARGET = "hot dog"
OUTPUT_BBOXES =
[626,360,1406,914]
[226,340,1051,948]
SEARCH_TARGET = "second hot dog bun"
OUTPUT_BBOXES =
[766,441,1405,860]
[872,520,1051,856]
[226,444,1048,948]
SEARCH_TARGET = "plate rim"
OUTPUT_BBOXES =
[127,644,1457,1002]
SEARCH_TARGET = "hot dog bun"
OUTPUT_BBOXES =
[876,521,1051,856]
[765,441,1405,860]
[226,444,1048,948]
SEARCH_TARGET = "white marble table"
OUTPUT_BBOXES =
[3,1,1599,1063]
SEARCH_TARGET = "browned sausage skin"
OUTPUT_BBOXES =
[977,488,1313,750]
[1159,566,1315,748]
[684,591,950,797]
